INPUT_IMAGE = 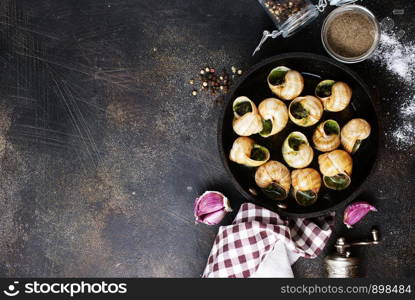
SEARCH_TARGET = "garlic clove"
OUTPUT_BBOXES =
[194,191,232,225]
[343,201,377,228]
[197,209,228,226]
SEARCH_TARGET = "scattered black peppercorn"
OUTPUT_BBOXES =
[188,65,243,97]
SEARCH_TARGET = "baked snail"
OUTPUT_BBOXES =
[312,119,341,152]
[229,137,270,167]
[267,66,304,101]
[282,132,314,169]
[318,150,353,190]
[291,168,321,207]
[258,98,289,137]
[341,118,371,154]
[232,96,263,136]
[255,161,291,201]
[315,80,352,112]
[288,96,323,127]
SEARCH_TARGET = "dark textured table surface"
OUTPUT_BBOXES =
[0,0,414,277]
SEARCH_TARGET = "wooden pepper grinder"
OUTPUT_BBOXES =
[324,228,380,277]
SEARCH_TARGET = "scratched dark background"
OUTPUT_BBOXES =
[0,0,413,277]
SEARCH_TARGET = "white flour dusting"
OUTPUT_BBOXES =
[372,31,415,83]
[401,95,415,117]
[371,31,415,151]
[386,122,415,150]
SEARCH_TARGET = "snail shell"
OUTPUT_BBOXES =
[318,150,353,190]
[282,131,314,169]
[341,118,371,154]
[258,98,289,137]
[229,137,270,167]
[315,80,352,112]
[291,168,321,206]
[232,96,263,136]
[255,160,291,201]
[267,66,304,100]
[312,119,341,152]
[288,96,323,127]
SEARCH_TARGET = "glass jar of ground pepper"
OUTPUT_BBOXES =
[258,0,319,37]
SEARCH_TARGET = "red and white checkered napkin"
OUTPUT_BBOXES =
[202,203,334,278]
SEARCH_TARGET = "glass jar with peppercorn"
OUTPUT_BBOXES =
[253,0,360,55]
[258,0,319,37]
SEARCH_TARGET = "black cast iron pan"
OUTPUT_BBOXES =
[218,53,379,218]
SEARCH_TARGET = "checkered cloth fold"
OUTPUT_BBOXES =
[202,203,334,278]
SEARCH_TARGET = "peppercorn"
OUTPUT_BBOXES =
[190,66,237,97]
